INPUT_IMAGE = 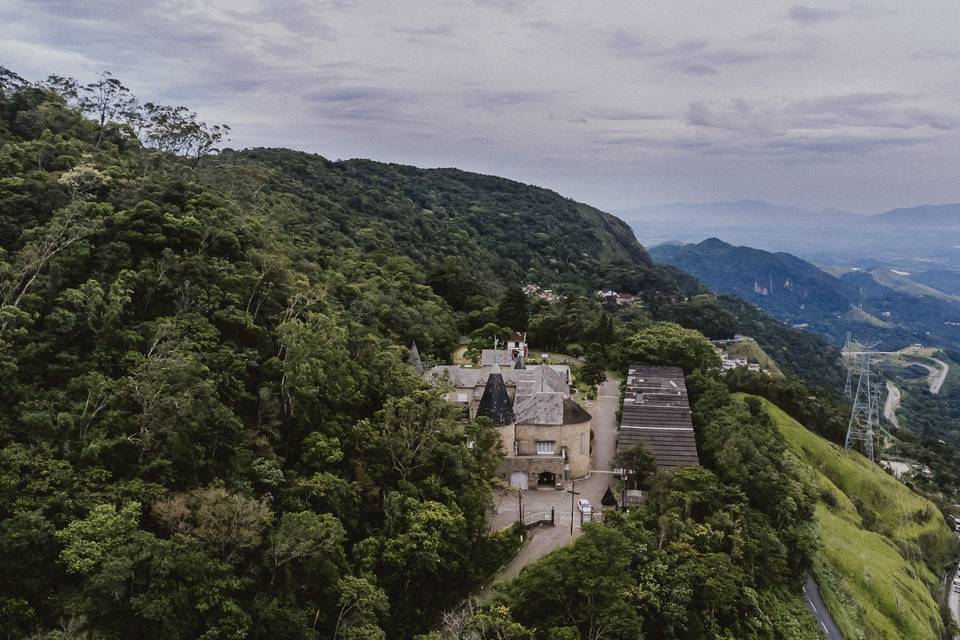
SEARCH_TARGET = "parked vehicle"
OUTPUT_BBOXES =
[577,498,592,514]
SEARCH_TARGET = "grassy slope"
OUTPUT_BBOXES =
[754,396,956,639]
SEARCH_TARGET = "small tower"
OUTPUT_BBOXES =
[407,340,425,375]
[477,363,516,456]
[514,355,526,370]
[477,363,515,426]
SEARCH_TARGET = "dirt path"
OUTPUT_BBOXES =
[884,381,901,428]
[491,377,622,584]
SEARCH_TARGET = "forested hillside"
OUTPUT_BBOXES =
[651,238,960,351]
[0,69,863,639]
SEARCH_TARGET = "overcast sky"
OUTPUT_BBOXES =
[5,1,960,213]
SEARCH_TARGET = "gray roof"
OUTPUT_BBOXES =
[616,365,699,469]
[424,364,568,397]
[481,349,517,366]
[514,392,592,426]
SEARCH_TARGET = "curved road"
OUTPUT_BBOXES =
[930,358,950,395]
[803,576,844,640]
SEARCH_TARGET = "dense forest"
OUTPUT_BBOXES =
[0,68,860,639]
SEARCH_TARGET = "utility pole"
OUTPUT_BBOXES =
[567,480,579,535]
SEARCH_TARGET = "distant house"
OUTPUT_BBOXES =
[424,360,589,488]
[596,289,639,305]
[481,331,528,365]
[616,365,699,470]
[596,289,621,304]
[522,284,561,302]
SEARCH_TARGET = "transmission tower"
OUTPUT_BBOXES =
[844,350,878,462]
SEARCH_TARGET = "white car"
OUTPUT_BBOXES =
[577,498,592,514]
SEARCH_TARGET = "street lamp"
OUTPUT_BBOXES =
[567,480,579,535]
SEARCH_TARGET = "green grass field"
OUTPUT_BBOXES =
[752,396,956,639]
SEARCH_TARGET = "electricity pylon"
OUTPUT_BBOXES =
[844,350,878,462]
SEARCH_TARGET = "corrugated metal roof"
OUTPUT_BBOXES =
[617,364,699,470]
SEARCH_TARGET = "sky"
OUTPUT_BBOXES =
[4,0,960,213]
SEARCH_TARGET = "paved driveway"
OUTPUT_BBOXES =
[491,377,622,582]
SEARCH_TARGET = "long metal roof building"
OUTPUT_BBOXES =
[616,365,700,469]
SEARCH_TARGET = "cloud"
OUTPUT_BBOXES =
[585,109,670,122]
[5,0,960,212]
[787,4,887,26]
[683,63,719,75]
[787,5,846,24]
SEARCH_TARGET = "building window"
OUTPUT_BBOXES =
[536,440,555,455]
[456,393,468,403]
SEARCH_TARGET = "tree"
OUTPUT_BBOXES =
[153,487,271,563]
[620,322,721,373]
[266,511,345,586]
[76,72,137,148]
[613,443,657,489]
[502,525,642,640]
[576,348,608,390]
[465,322,512,364]
[495,286,529,332]
[55,502,143,575]
[333,576,389,640]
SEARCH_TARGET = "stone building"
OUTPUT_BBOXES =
[426,360,590,488]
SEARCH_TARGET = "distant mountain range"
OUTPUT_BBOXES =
[622,200,960,270]
[650,238,960,350]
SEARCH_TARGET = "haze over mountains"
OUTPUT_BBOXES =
[650,237,960,351]
[623,200,960,271]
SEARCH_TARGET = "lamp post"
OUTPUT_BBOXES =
[567,480,579,535]
[517,486,523,525]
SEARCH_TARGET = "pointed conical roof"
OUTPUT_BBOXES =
[407,340,424,375]
[601,486,618,507]
[513,356,526,369]
[477,363,515,426]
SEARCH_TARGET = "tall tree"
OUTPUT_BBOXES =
[495,286,529,332]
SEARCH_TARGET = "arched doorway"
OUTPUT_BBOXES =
[537,471,556,487]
